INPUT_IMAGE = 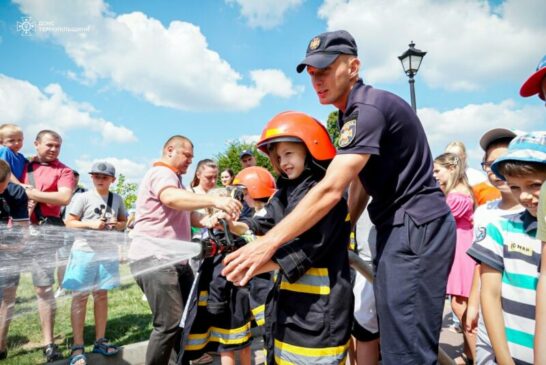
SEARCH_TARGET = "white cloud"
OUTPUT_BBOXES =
[237,134,261,145]
[318,0,545,91]
[74,156,147,182]
[250,69,303,98]
[226,0,303,29]
[419,99,546,166]
[0,74,136,143]
[14,0,300,111]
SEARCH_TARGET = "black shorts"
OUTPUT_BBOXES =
[352,317,379,342]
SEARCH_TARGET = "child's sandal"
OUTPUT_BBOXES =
[92,338,119,356]
[69,344,86,365]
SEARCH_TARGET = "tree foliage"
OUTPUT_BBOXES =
[112,173,138,209]
[326,110,340,148]
[215,141,274,183]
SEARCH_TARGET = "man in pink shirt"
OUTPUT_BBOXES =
[22,130,75,362]
[129,135,241,365]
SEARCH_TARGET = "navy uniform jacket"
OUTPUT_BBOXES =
[244,169,353,365]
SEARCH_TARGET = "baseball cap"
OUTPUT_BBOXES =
[479,128,518,151]
[89,162,116,177]
[239,149,253,159]
[296,30,358,73]
[491,131,546,180]
[520,55,546,100]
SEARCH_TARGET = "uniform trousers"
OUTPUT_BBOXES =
[374,213,455,365]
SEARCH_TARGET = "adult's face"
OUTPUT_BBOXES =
[433,163,452,193]
[198,166,218,192]
[34,134,61,163]
[306,55,357,110]
[483,146,510,193]
[220,171,233,187]
[241,155,256,168]
[171,141,194,175]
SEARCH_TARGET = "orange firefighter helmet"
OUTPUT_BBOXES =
[233,166,276,200]
[257,111,336,161]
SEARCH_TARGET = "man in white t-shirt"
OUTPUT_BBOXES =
[128,135,241,365]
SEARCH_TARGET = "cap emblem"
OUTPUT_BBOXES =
[309,37,321,51]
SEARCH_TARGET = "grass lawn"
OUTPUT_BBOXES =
[2,264,152,365]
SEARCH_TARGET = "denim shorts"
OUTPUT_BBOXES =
[62,249,120,291]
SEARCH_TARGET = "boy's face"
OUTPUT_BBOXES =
[274,142,307,180]
[483,146,510,193]
[3,131,23,153]
[505,172,546,217]
[91,173,115,190]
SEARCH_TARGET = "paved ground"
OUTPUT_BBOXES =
[53,299,464,365]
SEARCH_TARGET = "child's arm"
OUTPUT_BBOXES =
[9,174,23,185]
[464,263,481,334]
[535,241,546,365]
[65,214,106,230]
[480,263,515,365]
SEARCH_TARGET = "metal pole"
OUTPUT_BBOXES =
[348,251,455,365]
[409,75,417,112]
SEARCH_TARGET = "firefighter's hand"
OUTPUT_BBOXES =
[222,235,278,286]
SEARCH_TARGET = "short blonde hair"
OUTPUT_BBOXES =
[0,124,23,141]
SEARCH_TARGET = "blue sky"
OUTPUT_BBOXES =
[0,0,544,188]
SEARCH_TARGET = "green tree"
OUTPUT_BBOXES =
[112,173,138,209]
[215,141,274,184]
[326,110,340,148]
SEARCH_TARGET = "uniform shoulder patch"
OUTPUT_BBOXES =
[338,119,356,148]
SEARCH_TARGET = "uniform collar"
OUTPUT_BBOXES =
[338,78,365,124]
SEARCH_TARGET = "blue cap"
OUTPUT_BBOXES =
[491,131,546,180]
[296,30,358,73]
[239,149,253,159]
[520,55,546,100]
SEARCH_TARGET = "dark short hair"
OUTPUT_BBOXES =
[163,135,193,151]
[497,160,546,179]
[36,130,62,142]
[0,160,11,183]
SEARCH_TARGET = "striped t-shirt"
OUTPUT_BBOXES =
[468,210,539,365]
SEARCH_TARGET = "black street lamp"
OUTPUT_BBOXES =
[398,41,427,112]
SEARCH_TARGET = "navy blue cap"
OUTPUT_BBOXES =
[296,30,358,73]
[239,149,253,159]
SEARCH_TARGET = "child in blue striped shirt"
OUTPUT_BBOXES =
[468,132,546,365]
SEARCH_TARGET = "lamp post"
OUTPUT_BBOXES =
[398,41,427,112]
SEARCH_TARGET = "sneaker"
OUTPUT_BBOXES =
[141,293,147,301]
[54,288,66,298]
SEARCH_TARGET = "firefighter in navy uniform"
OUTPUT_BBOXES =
[227,112,353,365]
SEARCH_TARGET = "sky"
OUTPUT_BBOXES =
[0,0,545,189]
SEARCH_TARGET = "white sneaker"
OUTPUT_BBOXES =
[54,288,66,298]
[141,293,147,301]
